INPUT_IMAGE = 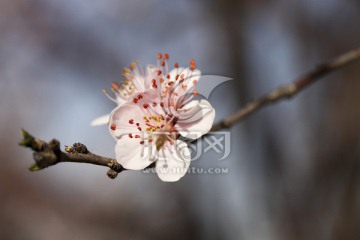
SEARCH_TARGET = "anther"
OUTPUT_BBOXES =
[164,53,169,60]
[143,103,149,109]
[112,82,120,89]
[110,124,116,131]
[129,119,134,124]
[130,63,135,70]
[157,53,162,59]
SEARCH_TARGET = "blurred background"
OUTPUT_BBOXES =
[1,0,360,239]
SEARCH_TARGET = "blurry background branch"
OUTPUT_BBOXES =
[211,47,360,131]
[20,47,360,178]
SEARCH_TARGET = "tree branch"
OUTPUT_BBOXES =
[19,129,124,179]
[211,47,360,131]
[19,47,360,179]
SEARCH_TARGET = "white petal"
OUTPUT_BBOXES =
[91,114,110,126]
[115,96,127,106]
[155,140,191,182]
[115,136,156,170]
[108,90,165,140]
[175,99,215,139]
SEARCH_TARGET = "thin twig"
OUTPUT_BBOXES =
[211,47,360,131]
[20,47,360,178]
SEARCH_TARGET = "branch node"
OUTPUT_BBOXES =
[65,142,88,154]
[107,160,124,172]
[107,169,118,179]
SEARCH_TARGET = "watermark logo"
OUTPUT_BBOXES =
[143,167,229,175]
[180,131,231,161]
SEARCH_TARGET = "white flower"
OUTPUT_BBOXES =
[108,55,215,182]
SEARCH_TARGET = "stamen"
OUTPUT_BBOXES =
[103,89,117,103]
[163,53,169,75]
[190,59,196,71]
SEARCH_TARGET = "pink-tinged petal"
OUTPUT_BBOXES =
[168,67,185,82]
[129,63,148,92]
[175,99,215,139]
[163,68,201,108]
[132,75,146,92]
[91,114,110,126]
[173,68,201,95]
[146,64,158,79]
[115,96,127,105]
[144,65,155,90]
[115,136,156,170]
[155,140,191,182]
[108,90,165,140]
[108,104,146,140]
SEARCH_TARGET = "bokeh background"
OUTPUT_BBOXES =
[1,0,360,239]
